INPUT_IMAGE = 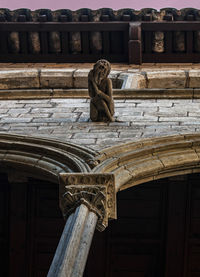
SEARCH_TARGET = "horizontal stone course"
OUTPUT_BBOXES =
[0,67,200,94]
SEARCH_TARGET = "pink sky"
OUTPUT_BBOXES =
[1,0,200,11]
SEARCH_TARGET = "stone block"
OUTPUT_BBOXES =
[40,68,75,88]
[0,69,40,89]
[0,117,32,123]
[147,70,186,88]
[189,70,200,88]
[127,158,164,178]
[130,73,146,89]
[73,132,118,139]
[159,150,199,169]
[119,73,146,89]
[193,89,200,99]
[70,139,96,145]
[73,69,90,88]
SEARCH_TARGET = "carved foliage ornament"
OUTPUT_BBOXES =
[59,173,116,231]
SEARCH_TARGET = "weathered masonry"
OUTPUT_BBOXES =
[1,134,200,276]
[1,64,200,277]
[1,6,200,276]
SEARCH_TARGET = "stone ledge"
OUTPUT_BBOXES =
[0,68,199,96]
[0,88,195,100]
[0,68,124,90]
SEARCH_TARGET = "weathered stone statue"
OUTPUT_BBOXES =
[88,59,114,122]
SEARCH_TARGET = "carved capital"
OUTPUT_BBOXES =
[59,173,116,231]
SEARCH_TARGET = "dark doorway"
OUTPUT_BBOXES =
[0,173,65,277]
[1,172,200,276]
[85,174,200,277]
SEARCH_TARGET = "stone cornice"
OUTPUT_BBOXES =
[59,173,116,231]
[1,8,200,22]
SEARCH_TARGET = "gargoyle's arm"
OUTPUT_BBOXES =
[88,70,101,98]
[95,79,113,103]
[88,70,113,103]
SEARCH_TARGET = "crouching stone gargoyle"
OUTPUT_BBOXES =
[88,59,114,122]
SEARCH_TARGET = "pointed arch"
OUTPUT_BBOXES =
[93,134,200,191]
[0,133,97,182]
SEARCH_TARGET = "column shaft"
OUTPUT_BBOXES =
[47,204,98,277]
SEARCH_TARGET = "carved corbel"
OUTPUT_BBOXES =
[59,173,116,231]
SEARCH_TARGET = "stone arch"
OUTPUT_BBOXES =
[93,133,200,192]
[0,133,97,183]
[0,133,98,277]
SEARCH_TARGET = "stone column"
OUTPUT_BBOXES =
[47,173,116,277]
[47,204,97,277]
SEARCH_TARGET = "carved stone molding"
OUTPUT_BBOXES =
[59,173,116,231]
[0,133,96,184]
